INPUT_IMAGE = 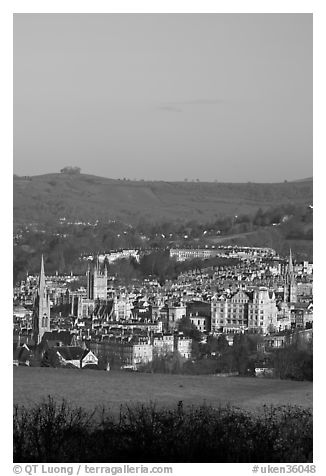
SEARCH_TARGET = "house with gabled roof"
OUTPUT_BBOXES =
[55,346,84,367]
[80,349,98,368]
[13,343,32,366]
[54,346,98,368]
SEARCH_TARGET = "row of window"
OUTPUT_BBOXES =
[213,319,265,325]
[213,300,267,308]
[213,309,267,315]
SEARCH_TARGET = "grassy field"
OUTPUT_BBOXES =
[13,367,313,412]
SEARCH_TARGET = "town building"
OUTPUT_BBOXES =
[211,287,278,334]
[176,335,192,358]
[152,333,174,356]
[211,289,250,333]
[89,337,153,369]
[189,315,210,332]
[166,302,187,331]
[248,287,278,334]
[112,294,134,321]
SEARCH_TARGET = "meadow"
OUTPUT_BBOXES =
[13,366,313,413]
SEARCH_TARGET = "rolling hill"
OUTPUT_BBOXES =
[13,173,313,226]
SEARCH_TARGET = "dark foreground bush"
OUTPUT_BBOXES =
[13,397,312,463]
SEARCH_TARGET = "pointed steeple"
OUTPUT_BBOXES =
[283,248,297,304]
[40,254,46,292]
[33,254,50,344]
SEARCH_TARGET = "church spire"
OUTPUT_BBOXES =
[283,248,297,303]
[33,254,51,344]
[40,254,46,292]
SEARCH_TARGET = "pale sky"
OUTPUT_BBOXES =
[13,13,312,182]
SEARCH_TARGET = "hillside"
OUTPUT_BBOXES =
[206,228,313,261]
[13,173,313,226]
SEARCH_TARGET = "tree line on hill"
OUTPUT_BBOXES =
[13,203,312,284]
[136,203,312,239]
[13,224,240,285]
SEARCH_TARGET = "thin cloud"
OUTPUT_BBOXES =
[157,105,183,113]
[156,99,225,112]
[173,99,225,106]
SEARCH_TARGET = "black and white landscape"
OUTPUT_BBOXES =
[13,13,313,465]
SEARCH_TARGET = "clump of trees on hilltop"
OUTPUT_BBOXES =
[60,166,81,175]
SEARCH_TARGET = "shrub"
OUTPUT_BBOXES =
[13,397,312,463]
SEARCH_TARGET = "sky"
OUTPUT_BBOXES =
[13,13,312,182]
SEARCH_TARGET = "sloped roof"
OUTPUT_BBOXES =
[42,331,74,346]
[292,302,310,309]
[13,344,31,362]
[57,346,85,361]
[13,306,30,314]
[64,362,79,369]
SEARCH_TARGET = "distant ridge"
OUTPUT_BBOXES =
[292,177,313,182]
[13,172,313,184]
[13,172,313,226]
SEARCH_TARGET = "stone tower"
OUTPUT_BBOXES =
[86,263,94,299]
[87,258,107,300]
[33,255,51,344]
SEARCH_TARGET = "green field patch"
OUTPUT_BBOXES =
[14,367,312,413]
